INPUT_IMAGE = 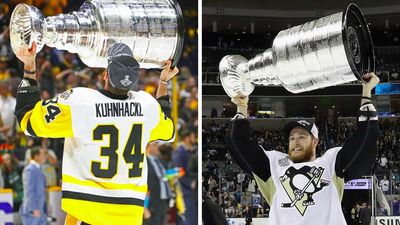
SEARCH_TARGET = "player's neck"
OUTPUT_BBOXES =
[99,89,129,100]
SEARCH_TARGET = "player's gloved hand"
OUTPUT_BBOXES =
[362,72,380,92]
[160,60,179,82]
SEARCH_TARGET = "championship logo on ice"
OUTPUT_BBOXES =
[279,166,330,216]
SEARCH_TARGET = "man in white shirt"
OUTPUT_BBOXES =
[379,154,388,168]
[379,175,390,195]
[0,81,16,138]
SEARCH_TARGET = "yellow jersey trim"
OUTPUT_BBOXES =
[149,104,174,141]
[62,198,144,225]
[62,174,147,192]
[21,101,74,137]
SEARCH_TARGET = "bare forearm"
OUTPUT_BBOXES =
[23,62,36,80]
[232,96,249,117]
[360,73,379,106]
[361,87,372,106]
[156,81,168,99]
[237,105,248,117]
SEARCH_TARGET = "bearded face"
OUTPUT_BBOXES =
[288,127,318,163]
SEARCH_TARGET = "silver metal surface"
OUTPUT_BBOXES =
[219,4,374,97]
[10,0,184,68]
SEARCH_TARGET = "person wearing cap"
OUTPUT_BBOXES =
[225,73,380,225]
[13,42,179,225]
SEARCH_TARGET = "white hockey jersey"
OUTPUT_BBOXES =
[18,87,174,225]
[254,148,346,225]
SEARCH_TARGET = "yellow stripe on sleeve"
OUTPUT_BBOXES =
[149,104,174,142]
[62,199,144,225]
[21,100,73,138]
[62,175,147,193]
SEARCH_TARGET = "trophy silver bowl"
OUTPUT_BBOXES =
[10,0,184,68]
[219,4,374,97]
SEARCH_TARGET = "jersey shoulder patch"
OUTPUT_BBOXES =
[58,87,97,105]
[59,89,74,100]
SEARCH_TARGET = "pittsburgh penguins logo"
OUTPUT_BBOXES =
[279,166,330,216]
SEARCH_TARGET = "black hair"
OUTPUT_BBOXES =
[31,146,41,158]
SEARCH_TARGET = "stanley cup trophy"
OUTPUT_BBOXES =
[219,4,374,97]
[9,0,184,69]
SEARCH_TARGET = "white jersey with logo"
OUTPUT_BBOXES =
[254,147,346,225]
[18,87,174,225]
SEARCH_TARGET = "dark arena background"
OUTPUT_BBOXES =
[202,0,400,224]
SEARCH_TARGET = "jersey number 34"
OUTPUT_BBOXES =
[91,124,144,178]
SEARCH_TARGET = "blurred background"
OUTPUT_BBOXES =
[0,0,198,225]
[202,0,400,224]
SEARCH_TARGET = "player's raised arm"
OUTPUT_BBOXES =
[149,60,179,142]
[156,60,179,99]
[225,96,271,181]
[335,73,380,181]
[156,59,179,117]
[14,42,73,138]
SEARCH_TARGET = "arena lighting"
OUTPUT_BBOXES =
[375,83,400,95]
[257,110,275,115]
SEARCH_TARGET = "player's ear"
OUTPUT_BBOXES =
[313,137,319,146]
[103,70,108,81]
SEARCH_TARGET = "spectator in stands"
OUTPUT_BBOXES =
[247,179,256,193]
[237,172,245,187]
[0,80,16,139]
[358,203,372,225]
[0,112,8,140]
[393,197,400,216]
[211,107,218,118]
[251,192,261,217]
[350,203,360,225]
[208,176,218,193]
[179,74,196,99]
[0,168,3,188]
[394,182,400,195]
[379,175,390,195]
[144,143,172,225]
[244,205,253,225]
[379,154,388,169]
[24,139,58,187]
[1,152,23,212]
[172,129,197,225]
[188,151,198,211]
[377,204,388,216]
[221,191,229,208]
[19,147,47,225]
[234,187,242,205]
[0,57,14,82]
[224,200,235,217]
